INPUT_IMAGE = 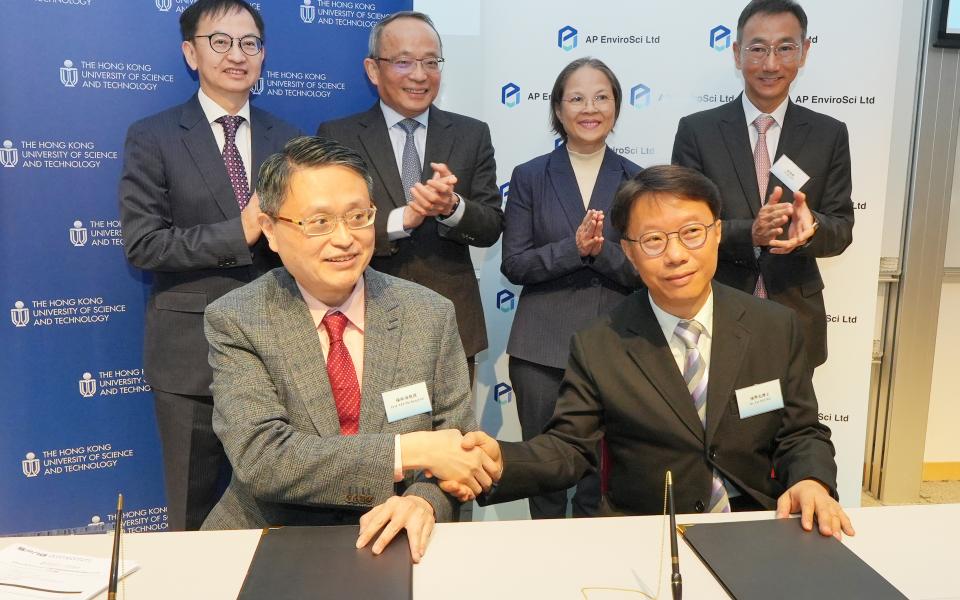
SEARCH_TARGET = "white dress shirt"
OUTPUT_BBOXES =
[197,87,252,188]
[381,101,466,239]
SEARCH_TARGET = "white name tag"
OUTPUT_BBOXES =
[735,379,784,419]
[382,382,432,423]
[769,154,810,193]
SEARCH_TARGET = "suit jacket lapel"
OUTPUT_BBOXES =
[705,285,750,443]
[357,104,406,209]
[768,101,811,196]
[358,269,402,433]
[588,148,626,213]
[271,270,342,436]
[249,107,274,193]
[423,106,454,183]
[621,294,705,442]
[179,95,239,221]
[547,146,587,230]
[718,95,763,217]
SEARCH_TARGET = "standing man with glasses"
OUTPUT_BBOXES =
[118,0,301,531]
[317,11,503,386]
[672,0,854,370]
[450,166,854,539]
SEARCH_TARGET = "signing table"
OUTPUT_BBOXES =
[2,505,957,599]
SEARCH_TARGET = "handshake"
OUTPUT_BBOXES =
[399,429,503,502]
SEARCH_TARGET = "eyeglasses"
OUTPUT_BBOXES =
[375,56,445,74]
[740,42,803,64]
[194,33,263,56]
[274,207,376,237]
[622,221,719,257]
[563,94,613,110]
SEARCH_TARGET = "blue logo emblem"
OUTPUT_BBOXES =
[499,182,510,202]
[630,83,651,109]
[558,25,578,51]
[501,82,521,108]
[496,289,516,312]
[710,25,732,52]
[493,382,513,404]
[554,137,564,148]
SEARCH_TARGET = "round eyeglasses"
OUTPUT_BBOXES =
[622,221,719,257]
[562,94,614,110]
[274,207,377,237]
[194,33,263,56]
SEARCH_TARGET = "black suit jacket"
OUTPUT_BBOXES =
[119,94,301,396]
[672,96,854,368]
[317,103,503,357]
[486,284,838,516]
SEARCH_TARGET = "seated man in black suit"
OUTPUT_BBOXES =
[449,165,854,538]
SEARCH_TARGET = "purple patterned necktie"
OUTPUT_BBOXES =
[675,319,731,513]
[215,115,250,210]
[752,114,775,299]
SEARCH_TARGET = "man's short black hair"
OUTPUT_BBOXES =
[180,0,265,42]
[736,0,808,42]
[610,165,722,236]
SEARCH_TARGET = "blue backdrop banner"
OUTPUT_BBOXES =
[0,0,409,536]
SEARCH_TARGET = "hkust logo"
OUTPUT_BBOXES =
[10,301,29,328]
[79,373,97,398]
[496,289,516,312]
[70,221,88,247]
[501,82,521,108]
[630,83,652,109]
[493,382,513,404]
[710,25,732,52]
[301,0,316,23]
[0,140,17,168]
[22,453,40,478]
[60,60,79,88]
[251,77,264,95]
[558,25,578,51]
[155,0,173,11]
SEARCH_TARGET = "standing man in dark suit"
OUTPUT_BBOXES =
[452,166,854,538]
[672,0,854,369]
[118,0,301,531]
[317,11,503,381]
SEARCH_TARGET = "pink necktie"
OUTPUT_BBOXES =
[322,312,360,435]
[752,115,775,299]
[215,115,250,210]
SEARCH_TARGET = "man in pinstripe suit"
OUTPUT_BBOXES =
[201,137,495,562]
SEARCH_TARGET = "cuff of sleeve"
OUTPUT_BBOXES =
[394,434,403,482]
[435,193,465,227]
[387,206,412,241]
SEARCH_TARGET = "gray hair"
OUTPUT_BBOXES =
[367,11,442,58]
[257,136,374,216]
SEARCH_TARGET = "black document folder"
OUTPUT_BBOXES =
[680,518,907,600]
[237,525,412,600]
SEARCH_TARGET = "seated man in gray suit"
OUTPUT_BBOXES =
[449,166,854,538]
[202,136,497,562]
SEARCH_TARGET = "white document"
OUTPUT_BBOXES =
[769,154,810,193]
[0,543,139,600]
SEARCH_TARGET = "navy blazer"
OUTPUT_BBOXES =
[502,145,642,369]
[119,94,301,396]
[672,95,854,368]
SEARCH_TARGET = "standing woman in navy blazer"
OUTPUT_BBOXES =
[501,57,642,519]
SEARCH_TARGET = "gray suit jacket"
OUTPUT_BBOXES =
[317,103,503,357]
[119,94,301,396]
[672,96,854,368]
[201,268,476,529]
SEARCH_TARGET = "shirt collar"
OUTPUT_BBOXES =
[297,275,366,333]
[197,87,251,126]
[741,93,788,129]
[649,289,714,346]
[380,100,429,131]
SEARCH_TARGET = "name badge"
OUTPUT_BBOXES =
[382,382,432,423]
[769,154,810,193]
[735,379,784,419]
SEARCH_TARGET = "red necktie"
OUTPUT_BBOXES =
[322,312,360,435]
